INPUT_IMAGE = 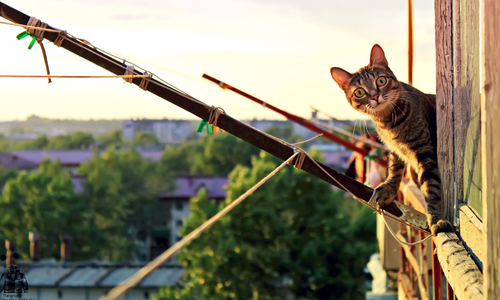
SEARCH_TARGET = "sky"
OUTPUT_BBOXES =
[0,0,436,122]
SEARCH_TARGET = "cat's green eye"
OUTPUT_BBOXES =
[354,88,366,98]
[376,76,387,86]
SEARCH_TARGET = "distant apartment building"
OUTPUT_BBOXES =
[157,176,228,251]
[122,119,194,145]
[309,143,352,172]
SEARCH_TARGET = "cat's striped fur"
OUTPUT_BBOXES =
[330,44,454,236]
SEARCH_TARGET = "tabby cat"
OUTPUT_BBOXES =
[330,44,454,236]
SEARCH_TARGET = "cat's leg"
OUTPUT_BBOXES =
[417,159,455,235]
[369,152,404,207]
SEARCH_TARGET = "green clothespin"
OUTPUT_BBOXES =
[364,148,381,162]
[197,119,213,134]
[197,120,207,133]
[364,153,377,161]
[197,119,219,135]
[17,31,37,50]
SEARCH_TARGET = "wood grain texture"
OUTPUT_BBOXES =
[458,204,484,271]
[457,0,482,218]
[435,233,483,300]
[481,0,500,298]
[435,0,455,223]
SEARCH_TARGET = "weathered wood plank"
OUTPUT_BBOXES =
[435,0,455,223]
[452,0,462,215]
[481,0,500,298]
[434,233,483,300]
[456,0,482,218]
[458,204,484,270]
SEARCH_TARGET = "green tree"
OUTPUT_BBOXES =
[159,142,200,176]
[0,147,174,261]
[97,129,123,150]
[198,134,261,175]
[29,135,49,149]
[156,152,376,300]
[0,166,18,186]
[0,160,85,259]
[265,125,303,144]
[78,148,174,260]
[159,134,260,176]
[134,131,159,148]
[47,131,95,150]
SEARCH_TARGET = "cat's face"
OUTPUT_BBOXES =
[330,44,401,119]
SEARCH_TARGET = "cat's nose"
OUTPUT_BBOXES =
[372,94,379,102]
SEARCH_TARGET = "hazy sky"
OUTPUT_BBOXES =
[0,0,435,121]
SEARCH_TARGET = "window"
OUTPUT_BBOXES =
[175,202,184,211]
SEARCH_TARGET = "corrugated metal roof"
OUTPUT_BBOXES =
[99,267,141,287]
[11,262,182,288]
[59,266,109,287]
[25,267,73,286]
[140,268,184,287]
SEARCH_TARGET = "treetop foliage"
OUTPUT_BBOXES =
[156,152,376,300]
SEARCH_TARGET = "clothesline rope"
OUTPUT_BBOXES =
[0,20,62,32]
[0,74,156,79]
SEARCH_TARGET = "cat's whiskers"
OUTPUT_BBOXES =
[387,97,406,116]
[387,102,398,126]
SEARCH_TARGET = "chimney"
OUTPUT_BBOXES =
[311,110,318,120]
[5,240,17,266]
[29,232,41,261]
[60,235,72,262]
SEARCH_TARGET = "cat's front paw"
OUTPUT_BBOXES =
[430,219,455,236]
[368,184,398,208]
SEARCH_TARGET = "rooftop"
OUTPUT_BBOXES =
[0,150,164,168]
[159,175,228,201]
[0,260,183,288]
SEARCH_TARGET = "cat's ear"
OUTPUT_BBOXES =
[369,44,389,68]
[330,67,352,91]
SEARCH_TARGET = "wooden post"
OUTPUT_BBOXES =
[435,0,455,223]
[454,0,482,218]
[481,0,500,299]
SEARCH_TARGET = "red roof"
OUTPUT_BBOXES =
[2,150,164,167]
